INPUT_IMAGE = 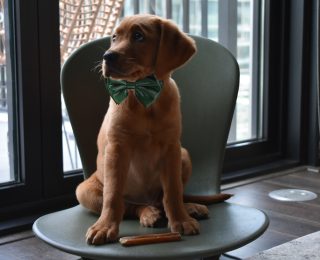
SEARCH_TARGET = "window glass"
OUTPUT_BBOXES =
[208,0,219,41]
[0,0,16,184]
[172,0,183,29]
[189,0,203,35]
[236,0,257,141]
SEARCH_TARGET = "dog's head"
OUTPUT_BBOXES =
[102,15,196,81]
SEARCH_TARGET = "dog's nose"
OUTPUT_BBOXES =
[103,51,118,63]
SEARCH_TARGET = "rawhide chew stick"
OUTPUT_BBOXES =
[119,232,181,246]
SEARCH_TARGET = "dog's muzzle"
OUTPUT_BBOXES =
[103,51,119,65]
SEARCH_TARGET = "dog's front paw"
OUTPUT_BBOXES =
[86,220,119,245]
[169,217,200,235]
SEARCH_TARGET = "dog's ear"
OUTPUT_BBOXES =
[154,19,196,79]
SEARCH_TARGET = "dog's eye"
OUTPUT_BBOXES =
[133,32,144,42]
[112,34,117,42]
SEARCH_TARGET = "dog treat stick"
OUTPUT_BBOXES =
[119,232,181,246]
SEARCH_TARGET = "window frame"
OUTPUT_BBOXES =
[0,0,80,233]
[0,0,43,206]
[37,0,83,197]
[223,0,320,181]
[223,0,288,178]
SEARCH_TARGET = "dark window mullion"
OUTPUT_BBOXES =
[183,0,189,33]
[218,0,237,56]
[201,0,208,37]
[166,0,172,19]
[306,0,319,166]
[149,0,156,15]
[219,0,237,142]
[251,0,262,139]
[133,0,139,14]
[15,0,42,195]
[38,0,83,197]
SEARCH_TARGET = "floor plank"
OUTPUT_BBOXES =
[265,210,320,237]
[227,230,296,259]
[0,236,79,260]
[265,176,320,194]
[227,184,320,223]
[0,230,34,245]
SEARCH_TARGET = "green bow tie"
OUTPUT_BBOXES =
[105,75,163,107]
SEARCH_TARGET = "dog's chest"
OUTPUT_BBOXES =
[123,132,165,204]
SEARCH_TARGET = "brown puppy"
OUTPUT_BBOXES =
[76,15,221,245]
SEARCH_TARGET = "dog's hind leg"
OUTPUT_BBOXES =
[76,173,103,215]
[125,203,164,227]
[181,147,192,185]
[184,203,209,219]
[181,148,209,219]
[138,205,163,227]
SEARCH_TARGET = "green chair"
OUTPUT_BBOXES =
[33,35,268,259]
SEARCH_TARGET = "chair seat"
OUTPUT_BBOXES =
[33,203,268,259]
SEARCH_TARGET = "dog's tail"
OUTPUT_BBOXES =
[183,193,233,205]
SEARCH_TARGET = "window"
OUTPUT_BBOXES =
[58,0,260,174]
[0,1,262,180]
[0,1,81,231]
[58,0,264,174]
[56,0,283,178]
[115,0,319,176]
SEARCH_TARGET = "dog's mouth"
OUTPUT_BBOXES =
[102,61,151,82]
[103,65,126,78]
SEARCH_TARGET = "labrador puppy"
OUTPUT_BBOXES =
[76,14,229,245]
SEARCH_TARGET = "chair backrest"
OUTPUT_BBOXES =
[61,35,239,195]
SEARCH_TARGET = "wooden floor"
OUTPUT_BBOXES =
[224,167,320,259]
[0,167,319,260]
